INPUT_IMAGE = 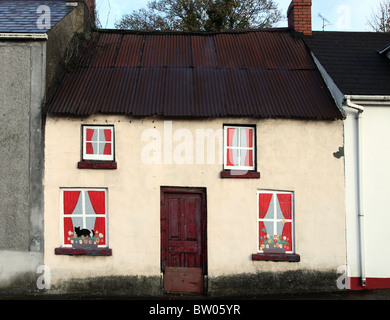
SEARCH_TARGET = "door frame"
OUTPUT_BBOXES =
[160,186,207,276]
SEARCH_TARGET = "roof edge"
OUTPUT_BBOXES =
[45,111,343,121]
[379,43,390,55]
[0,32,48,40]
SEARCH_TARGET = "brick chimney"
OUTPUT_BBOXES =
[287,0,312,36]
[66,0,95,23]
[83,0,95,21]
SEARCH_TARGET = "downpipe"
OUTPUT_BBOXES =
[345,97,366,287]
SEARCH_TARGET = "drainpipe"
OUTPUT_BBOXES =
[344,97,366,287]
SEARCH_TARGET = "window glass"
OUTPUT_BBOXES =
[83,126,114,161]
[224,125,255,170]
[258,191,294,253]
[62,189,108,247]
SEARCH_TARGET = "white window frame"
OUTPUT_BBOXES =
[223,125,256,171]
[60,188,108,248]
[82,125,114,161]
[257,190,295,254]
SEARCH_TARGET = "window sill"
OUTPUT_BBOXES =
[78,161,117,169]
[220,171,260,179]
[252,253,300,262]
[55,247,112,256]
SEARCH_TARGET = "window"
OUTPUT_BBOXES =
[223,125,256,171]
[82,125,114,162]
[257,191,294,254]
[221,125,259,178]
[61,188,108,248]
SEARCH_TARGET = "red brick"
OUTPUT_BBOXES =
[287,0,312,35]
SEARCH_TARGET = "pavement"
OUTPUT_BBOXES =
[252,288,390,300]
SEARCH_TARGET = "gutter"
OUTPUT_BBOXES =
[346,95,390,106]
[379,44,390,59]
[379,44,390,55]
[0,33,48,40]
[346,95,390,101]
[344,96,366,287]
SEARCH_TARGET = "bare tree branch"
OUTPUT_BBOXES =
[115,0,282,31]
[368,0,390,32]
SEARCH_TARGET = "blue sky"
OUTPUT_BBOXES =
[95,0,384,31]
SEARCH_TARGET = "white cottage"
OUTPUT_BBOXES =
[43,1,346,297]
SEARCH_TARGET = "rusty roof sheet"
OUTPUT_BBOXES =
[46,29,343,120]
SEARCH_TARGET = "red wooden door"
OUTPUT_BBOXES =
[161,187,207,294]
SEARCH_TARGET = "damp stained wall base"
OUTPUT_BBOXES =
[0,270,343,298]
[207,270,341,297]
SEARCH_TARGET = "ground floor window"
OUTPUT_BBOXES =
[257,190,294,254]
[61,188,108,248]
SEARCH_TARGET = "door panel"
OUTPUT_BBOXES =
[163,267,204,294]
[161,187,207,294]
[168,198,180,240]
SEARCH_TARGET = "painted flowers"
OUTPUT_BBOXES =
[259,232,290,252]
[68,230,104,248]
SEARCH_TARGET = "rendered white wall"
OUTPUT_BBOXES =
[345,105,390,280]
[44,116,346,284]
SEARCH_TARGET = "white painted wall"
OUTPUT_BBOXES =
[345,104,390,281]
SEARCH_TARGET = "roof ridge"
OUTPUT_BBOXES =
[93,28,291,36]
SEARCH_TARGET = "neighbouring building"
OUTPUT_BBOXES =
[306,31,390,290]
[0,0,94,291]
[42,0,347,297]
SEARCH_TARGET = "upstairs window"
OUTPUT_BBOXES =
[82,125,114,162]
[223,125,256,171]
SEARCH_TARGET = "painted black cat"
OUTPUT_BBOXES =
[74,226,95,238]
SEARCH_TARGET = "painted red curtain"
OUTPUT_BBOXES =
[88,191,106,245]
[277,194,292,251]
[226,128,236,167]
[63,191,80,245]
[103,129,112,155]
[258,193,273,250]
[244,128,253,167]
[86,128,95,155]
[226,128,254,167]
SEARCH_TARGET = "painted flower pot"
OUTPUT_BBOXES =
[263,247,286,254]
[70,237,99,249]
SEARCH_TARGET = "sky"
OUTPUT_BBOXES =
[95,0,385,32]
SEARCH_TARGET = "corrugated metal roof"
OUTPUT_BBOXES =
[46,29,343,120]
